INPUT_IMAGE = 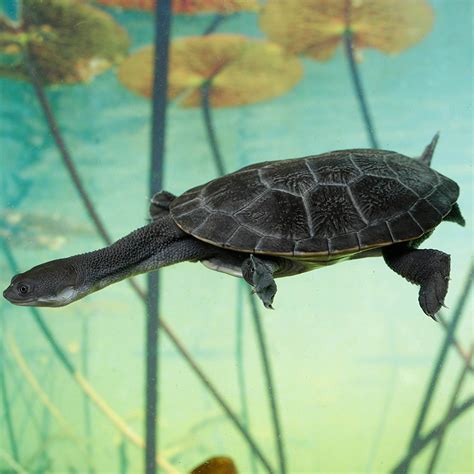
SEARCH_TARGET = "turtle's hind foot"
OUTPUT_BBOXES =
[383,244,451,319]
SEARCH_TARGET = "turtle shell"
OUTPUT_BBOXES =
[170,149,460,257]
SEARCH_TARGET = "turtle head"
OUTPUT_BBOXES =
[3,258,82,307]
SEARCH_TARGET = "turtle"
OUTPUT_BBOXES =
[3,134,465,318]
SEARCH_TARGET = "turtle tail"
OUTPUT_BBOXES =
[418,132,440,167]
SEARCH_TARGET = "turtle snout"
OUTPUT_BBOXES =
[3,284,14,302]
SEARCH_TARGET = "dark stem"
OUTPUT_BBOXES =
[249,297,287,474]
[203,14,226,35]
[200,81,226,176]
[0,346,20,463]
[393,260,473,473]
[427,344,474,473]
[146,1,172,472]
[200,61,286,471]
[119,439,129,474]
[24,50,113,245]
[391,396,474,473]
[343,30,379,149]
[20,39,274,474]
[236,283,258,474]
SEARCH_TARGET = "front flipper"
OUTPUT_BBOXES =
[382,244,451,319]
[242,255,279,309]
[149,191,177,221]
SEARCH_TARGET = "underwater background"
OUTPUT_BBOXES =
[0,0,472,473]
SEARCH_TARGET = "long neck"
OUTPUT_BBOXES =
[70,216,185,292]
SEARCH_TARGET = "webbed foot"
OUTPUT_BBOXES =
[418,254,450,319]
[242,255,278,309]
[383,245,451,320]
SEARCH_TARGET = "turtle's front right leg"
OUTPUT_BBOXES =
[242,255,279,309]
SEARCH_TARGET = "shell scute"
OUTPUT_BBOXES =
[358,223,393,248]
[307,153,361,184]
[195,213,240,243]
[388,213,423,242]
[235,190,309,240]
[410,199,443,231]
[226,226,260,251]
[203,170,267,213]
[351,151,397,177]
[351,176,418,222]
[260,161,315,195]
[307,185,366,238]
[328,233,360,253]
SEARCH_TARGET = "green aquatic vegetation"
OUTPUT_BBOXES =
[95,0,258,14]
[191,455,238,474]
[260,0,434,147]
[392,260,474,472]
[145,1,172,470]
[0,0,129,84]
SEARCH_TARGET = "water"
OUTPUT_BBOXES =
[1,0,472,472]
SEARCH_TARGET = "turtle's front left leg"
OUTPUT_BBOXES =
[242,255,279,309]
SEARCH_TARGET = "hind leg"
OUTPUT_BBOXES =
[382,244,451,319]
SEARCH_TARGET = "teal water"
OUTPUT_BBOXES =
[1,0,473,472]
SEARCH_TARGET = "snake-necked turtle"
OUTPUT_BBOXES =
[3,134,465,318]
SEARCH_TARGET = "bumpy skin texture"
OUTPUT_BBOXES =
[382,244,451,318]
[171,150,460,257]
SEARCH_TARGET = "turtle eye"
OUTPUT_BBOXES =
[17,284,30,295]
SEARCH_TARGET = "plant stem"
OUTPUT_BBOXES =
[146,2,172,472]
[21,49,273,473]
[0,345,19,463]
[343,29,379,149]
[427,344,474,473]
[200,64,286,472]
[392,260,473,473]
[391,395,474,472]
[203,14,226,35]
[201,81,226,176]
[236,283,258,474]
[249,297,287,474]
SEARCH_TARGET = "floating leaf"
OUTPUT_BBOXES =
[0,0,129,84]
[95,0,258,14]
[191,456,237,474]
[260,0,434,61]
[118,34,303,107]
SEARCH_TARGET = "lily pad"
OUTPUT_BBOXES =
[191,456,237,474]
[0,0,129,84]
[118,34,303,107]
[96,0,258,14]
[260,0,434,61]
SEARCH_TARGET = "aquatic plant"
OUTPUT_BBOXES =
[145,0,172,471]
[191,455,237,473]
[118,33,302,176]
[260,0,434,147]
[0,0,129,84]
[95,0,258,14]
[391,260,474,473]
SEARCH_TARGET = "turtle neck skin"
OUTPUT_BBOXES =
[3,215,219,307]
